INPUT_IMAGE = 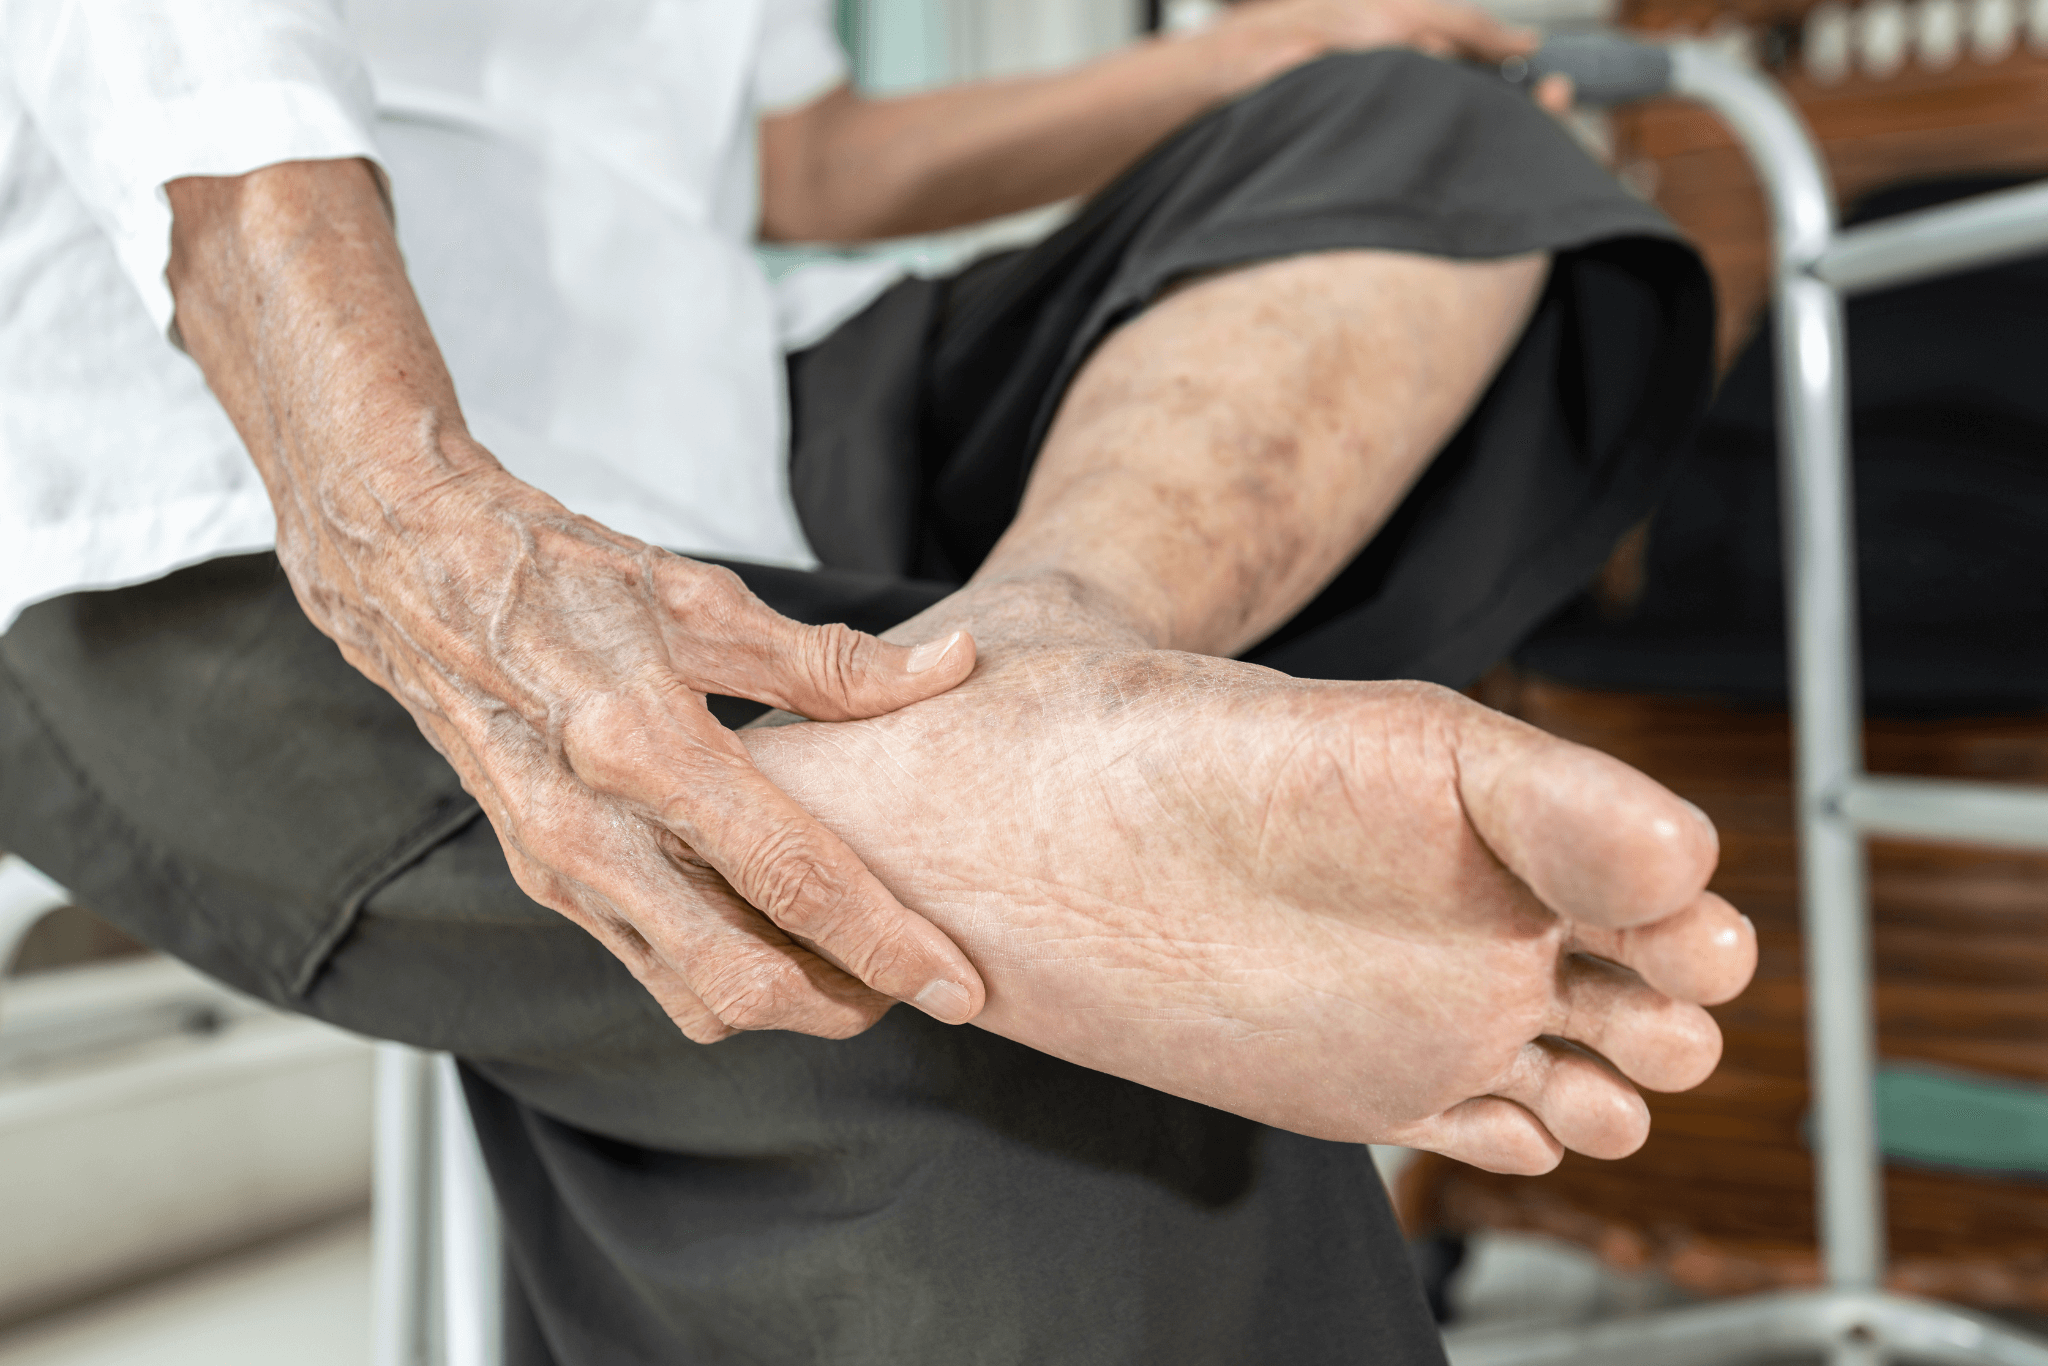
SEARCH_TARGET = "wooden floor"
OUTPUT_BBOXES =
[1400,672,2048,1308]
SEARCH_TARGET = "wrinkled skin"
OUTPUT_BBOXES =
[745,612,1755,1176]
[164,165,989,1042]
[160,0,1582,1051]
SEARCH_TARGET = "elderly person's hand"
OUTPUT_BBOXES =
[1204,0,1575,110]
[311,470,986,1043]
[165,159,987,1042]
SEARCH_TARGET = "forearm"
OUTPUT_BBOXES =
[168,160,485,514]
[165,159,580,723]
[762,1,1537,244]
[166,161,507,626]
[761,25,1315,243]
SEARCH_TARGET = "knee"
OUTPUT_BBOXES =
[1231,47,1531,141]
[1286,45,1468,92]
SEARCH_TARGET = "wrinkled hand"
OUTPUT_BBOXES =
[290,468,987,1042]
[160,159,986,1043]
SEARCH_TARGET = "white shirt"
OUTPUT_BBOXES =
[0,0,899,633]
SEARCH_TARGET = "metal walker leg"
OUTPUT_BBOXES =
[372,1044,505,1366]
[1446,36,2048,1366]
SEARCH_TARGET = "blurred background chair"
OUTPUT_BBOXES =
[0,856,68,993]
[0,855,374,1339]
[2,855,502,1366]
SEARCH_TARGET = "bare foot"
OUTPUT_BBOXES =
[736,586,1755,1176]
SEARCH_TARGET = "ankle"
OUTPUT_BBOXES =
[883,568,1162,662]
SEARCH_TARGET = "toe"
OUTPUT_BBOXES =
[1548,954,1725,1092]
[1411,1095,1566,1175]
[1572,892,1757,1007]
[1457,707,1721,931]
[1494,1039,1652,1160]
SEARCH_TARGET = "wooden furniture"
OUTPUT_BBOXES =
[1606,0,2048,361]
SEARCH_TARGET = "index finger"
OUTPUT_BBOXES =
[667,751,988,1026]
[560,687,986,1025]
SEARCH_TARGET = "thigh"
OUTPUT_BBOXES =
[343,822,1437,1363]
[0,553,1439,1366]
[0,554,475,1004]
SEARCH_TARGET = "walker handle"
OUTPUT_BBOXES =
[1507,33,1675,106]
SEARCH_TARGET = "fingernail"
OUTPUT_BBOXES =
[905,632,961,674]
[913,978,973,1024]
[1681,798,1715,833]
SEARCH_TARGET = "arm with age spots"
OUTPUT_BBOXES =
[163,157,986,1040]
[761,0,1567,244]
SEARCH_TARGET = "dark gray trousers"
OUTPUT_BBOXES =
[0,52,1711,1365]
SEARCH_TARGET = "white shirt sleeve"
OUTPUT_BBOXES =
[753,0,850,114]
[0,0,381,335]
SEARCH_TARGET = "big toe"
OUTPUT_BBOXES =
[1457,707,1720,932]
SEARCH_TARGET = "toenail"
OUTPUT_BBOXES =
[1681,798,1714,834]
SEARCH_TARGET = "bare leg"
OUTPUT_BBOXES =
[742,250,1755,1175]
[982,248,1550,657]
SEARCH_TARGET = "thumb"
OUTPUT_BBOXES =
[712,604,978,721]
